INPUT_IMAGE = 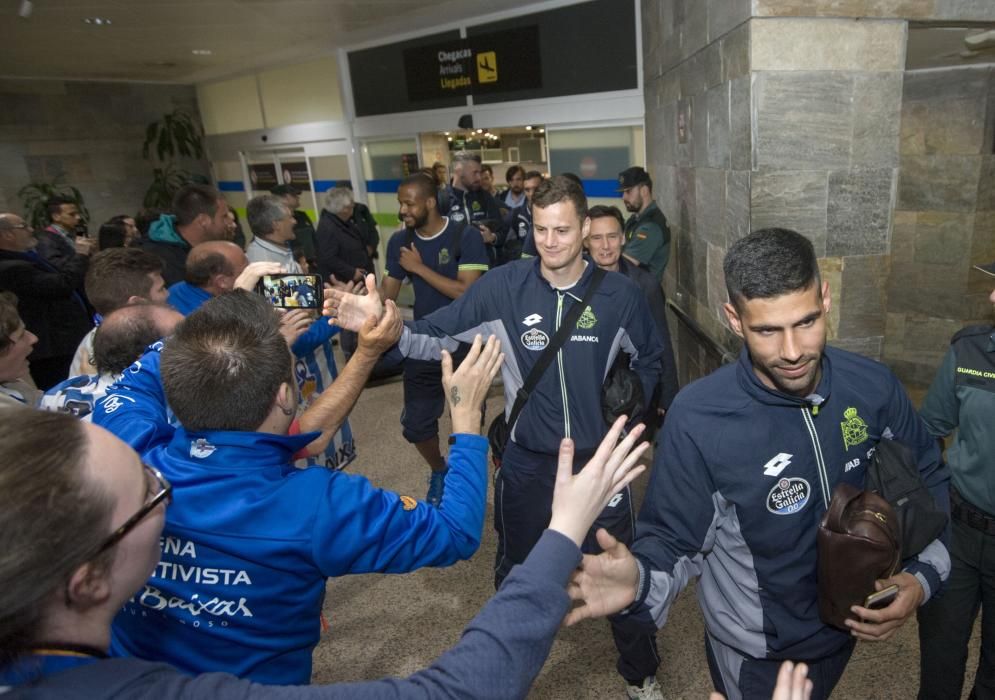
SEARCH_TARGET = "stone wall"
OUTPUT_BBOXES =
[885,66,995,386]
[0,80,209,229]
[642,0,752,385]
[643,0,995,389]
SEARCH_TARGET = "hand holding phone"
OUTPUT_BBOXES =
[864,584,899,610]
[256,273,323,310]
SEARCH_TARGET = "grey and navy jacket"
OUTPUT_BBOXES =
[395,257,664,456]
[623,345,950,661]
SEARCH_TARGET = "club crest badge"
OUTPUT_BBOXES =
[841,407,868,450]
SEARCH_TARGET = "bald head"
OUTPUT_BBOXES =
[185,241,249,295]
[93,303,183,375]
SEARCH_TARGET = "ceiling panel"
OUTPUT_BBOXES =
[0,0,540,83]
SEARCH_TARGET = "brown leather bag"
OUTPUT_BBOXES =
[817,482,902,630]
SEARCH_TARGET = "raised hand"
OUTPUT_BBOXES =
[323,273,383,332]
[564,528,640,626]
[278,309,312,348]
[441,334,503,435]
[398,244,424,274]
[235,261,284,292]
[548,417,648,546]
[357,299,403,359]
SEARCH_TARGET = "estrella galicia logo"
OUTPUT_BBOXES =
[450,212,465,223]
[766,477,810,515]
[521,328,549,351]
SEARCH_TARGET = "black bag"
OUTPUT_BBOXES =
[488,268,606,466]
[865,438,948,560]
[601,351,645,426]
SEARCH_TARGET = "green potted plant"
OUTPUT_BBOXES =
[17,180,90,230]
[141,109,206,209]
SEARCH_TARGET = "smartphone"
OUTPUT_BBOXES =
[864,584,899,610]
[256,273,323,310]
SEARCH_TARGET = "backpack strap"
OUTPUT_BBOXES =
[506,267,607,430]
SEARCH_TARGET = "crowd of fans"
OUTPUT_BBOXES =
[0,158,991,700]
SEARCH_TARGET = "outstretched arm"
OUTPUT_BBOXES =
[298,300,403,455]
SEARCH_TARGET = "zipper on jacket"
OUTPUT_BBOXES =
[800,408,831,510]
[555,292,571,438]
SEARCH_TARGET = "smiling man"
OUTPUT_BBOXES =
[326,175,666,697]
[566,227,950,700]
[586,205,679,416]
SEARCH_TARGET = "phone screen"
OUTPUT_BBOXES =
[256,274,323,310]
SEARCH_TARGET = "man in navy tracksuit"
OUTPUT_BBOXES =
[384,174,490,506]
[566,228,951,700]
[444,151,506,266]
[328,176,666,696]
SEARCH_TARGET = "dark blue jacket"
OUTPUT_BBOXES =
[396,258,663,456]
[622,345,950,661]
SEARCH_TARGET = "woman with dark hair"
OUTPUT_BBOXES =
[97,216,136,250]
[0,406,648,698]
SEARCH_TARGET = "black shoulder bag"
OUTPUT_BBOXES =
[487,267,606,466]
[865,438,948,560]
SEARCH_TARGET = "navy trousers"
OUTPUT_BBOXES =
[493,439,660,684]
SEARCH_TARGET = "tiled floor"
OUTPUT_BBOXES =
[311,372,981,698]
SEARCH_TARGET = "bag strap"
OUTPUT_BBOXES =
[505,266,607,430]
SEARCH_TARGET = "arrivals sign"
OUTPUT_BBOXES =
[403,26,541,102]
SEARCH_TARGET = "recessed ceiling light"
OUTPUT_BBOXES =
[192,49,212,55]
[83,17,112,25]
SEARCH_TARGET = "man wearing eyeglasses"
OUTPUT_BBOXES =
[0,213,93,390]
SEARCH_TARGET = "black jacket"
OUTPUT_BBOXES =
[0,249,93,360]
[315,210,373,284]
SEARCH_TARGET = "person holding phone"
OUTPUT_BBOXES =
[91,291,503,685]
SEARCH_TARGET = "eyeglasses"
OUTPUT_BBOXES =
[95,464,172,555]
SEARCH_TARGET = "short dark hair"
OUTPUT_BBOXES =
[532,175,587,220]
[559,172,583,188]
[400,173,438,202]
[524,170,544,181]
[185,252,234,287]
[85,248,163,316]
[172,184,220,227]
[0,292,21,355]
[93,304,171,375]
[161,291,293,432]
[481,164,493,176]
[505,165,525,182]
[97,218,128,250]
[724,228,821,309]
[45,195,76,221]
[588,205,624,230]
